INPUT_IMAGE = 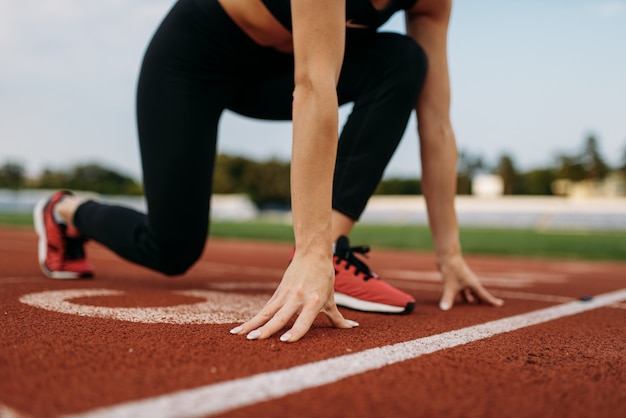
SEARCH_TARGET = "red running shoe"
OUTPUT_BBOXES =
[333,236,415,314]
[33,191,93,279]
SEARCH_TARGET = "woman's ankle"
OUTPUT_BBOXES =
[55,195,86,228]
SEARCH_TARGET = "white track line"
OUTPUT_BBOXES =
[0,403,30,418]
[64,288,626,418]
[207,281,626,310]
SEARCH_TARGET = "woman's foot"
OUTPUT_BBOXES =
[332,236,415,314]
[33,190,93,279]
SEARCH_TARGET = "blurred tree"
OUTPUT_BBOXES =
[213,154,250,193]
[0,161,25,190]
[241,159,291,209]
[580,134,609,180]
[457,150,484,195]
[521,168,556,195]
[213,154,291,208]
[620,140,626,176]
[37,163,142,195]
[555,155,586,181]
[494,154,519,195]
[375,177,421,195]
[38,169,68,190]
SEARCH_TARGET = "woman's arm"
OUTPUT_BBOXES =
[290,0,345,262]
[231,0,357,342]
[406,0,458,266]
[406,0,503,310]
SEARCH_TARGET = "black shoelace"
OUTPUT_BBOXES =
[335,245,376,281]
[65,237,86,260]
[61,223,86,260]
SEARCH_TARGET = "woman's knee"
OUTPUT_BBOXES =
[369,33,428,99]
[156,236,206,276]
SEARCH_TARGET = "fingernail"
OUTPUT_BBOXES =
[230,326,243,334]
[439,301,451,311]
[496,299,504,307]
[280,333,292,342]
[246,329,261,340]
[346,320,360,327]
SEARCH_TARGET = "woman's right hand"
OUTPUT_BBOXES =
[230,252,359,342]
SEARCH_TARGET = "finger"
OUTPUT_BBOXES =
[439,282,458,311]
[230,298,282,336]
[279,302,321,343]
[323,300,359,329]
[247,302,300,340]
[462,288,476,304]
[471,283,504,307]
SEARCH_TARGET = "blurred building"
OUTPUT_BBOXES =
[552,171,626,198]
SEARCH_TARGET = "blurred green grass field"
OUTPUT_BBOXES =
[209,221,626,262]
[2,214,624,262]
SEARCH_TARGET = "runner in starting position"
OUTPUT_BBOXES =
[35,0,503,342]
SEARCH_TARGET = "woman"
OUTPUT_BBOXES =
[35,0,503,343]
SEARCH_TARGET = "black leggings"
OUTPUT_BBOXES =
[74,0,427,275]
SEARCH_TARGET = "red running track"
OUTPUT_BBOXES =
[0,227,625,418]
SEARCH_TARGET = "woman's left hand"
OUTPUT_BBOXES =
[438,254,504,311]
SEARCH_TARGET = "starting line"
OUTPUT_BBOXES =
[64,288,626,418]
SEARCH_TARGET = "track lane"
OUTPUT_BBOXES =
[1,227,624,418]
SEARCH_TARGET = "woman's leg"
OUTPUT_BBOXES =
[72,0,245,275]
[333,32,428,221]
[230,32,427,240]
[231,32,427,228]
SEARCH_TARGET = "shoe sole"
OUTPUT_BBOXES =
[33,197,91,280]
[335,292,415,314]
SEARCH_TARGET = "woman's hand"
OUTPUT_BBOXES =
[438,254,504,311]
[230,254,358,342]
[233,0,353,343]
[231,0,352,342]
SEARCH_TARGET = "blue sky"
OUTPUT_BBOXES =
[1,0,625,180]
